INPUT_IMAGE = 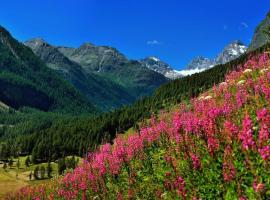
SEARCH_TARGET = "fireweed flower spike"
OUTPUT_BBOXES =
[9,51,270,199]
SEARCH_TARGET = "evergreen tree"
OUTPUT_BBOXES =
[263,26,270,40]
[25,156,30,168]
[31,149,38,164]
[3,162,7,170]
[66,156,76,169]
[29,171,32,181]
[58,158,66,175]
[47,162,53,178]
[16,159,20,169]
[40,166,45,179]
[33,166,39,180]
[8,159,13,169]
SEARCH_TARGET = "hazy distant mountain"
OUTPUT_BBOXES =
[248,11,270,51]
[58,43,128,73]
[186,56,214,70]
[57,43,168,98]
[175,40,247,76]
[142,41,247,78]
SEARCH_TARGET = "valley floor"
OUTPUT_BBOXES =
[0,155,78,199]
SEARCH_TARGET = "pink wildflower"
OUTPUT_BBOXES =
[258,146,270,161]
[240,115,255,150]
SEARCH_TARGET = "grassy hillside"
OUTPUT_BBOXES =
[8,49,270,199]
[0,26,97,114]
[1,43,269,164]
[0,155,82,199]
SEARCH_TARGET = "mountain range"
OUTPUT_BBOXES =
[24,39,169,111]
[1,11,270,113]
[141,10,270,79]
[141,40,248,78]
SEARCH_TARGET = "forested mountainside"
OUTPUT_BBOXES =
[57,43,169,99]
[1,40,269,163]
[0,26,96,114]
[57,43,168,98]
[26,39,168,109]
[8,46,270,200]
[24,39,134,111]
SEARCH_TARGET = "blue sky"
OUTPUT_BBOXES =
[0,0,269,69]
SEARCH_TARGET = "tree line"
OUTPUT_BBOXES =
[0,43,270,162]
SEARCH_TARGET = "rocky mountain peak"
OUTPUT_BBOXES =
[174,40,247,77]
[186,56,214,70]
[0,26,22,59]
[24,38,81,73]
[148,56,161,62]
[215,40,247,64]
[59,42,128,72]
[0,26,11,38]
[248,11,270,51]
[140,56,182,79]
[79,42,95,49]
[24,38,49,49]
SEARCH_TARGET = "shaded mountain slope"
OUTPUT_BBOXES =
[0,26,96,114]
[58,43,169,98]
[25,39,135,111]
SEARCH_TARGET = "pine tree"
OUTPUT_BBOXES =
[40,166,45,179]
[263,26,270,40]
[3,162,7,170]
[16,159,20,169]
[29,171,32,181]
[8,159,13,169]
[25,156,30,168]
[58,158,66,175]
[47,162,53,178]
[33,166,39,180]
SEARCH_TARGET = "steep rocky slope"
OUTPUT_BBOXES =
[25,39,135,111]
[249,11,270,51]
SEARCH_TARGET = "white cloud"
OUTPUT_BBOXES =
[239,22,249,31]
[147,40,163,45]
[241,22,248,29]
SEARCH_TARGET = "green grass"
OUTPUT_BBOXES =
[0,155,82,199]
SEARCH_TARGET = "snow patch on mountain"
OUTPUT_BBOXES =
[140,40,247,79]
[140,56,183,79]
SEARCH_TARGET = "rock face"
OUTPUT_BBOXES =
[25,39,135,111]
[249,11,270,51]
[142,41,247,78]
[25,39,168,110]
[25,38,84,73]
[57,43,169,98]
[176,41,247,76]
[58,43,128,73]
[215,40,247,64]
[186,56,214,70]
[140,57,182,79]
